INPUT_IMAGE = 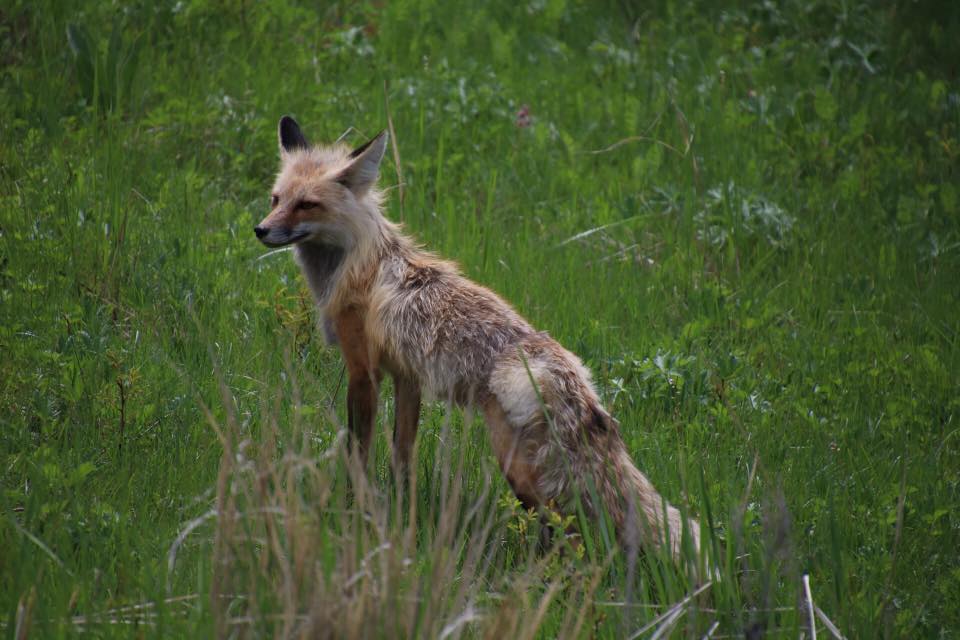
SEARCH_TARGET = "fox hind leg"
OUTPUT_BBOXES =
[482,398,545,510]
[483,397,563,550]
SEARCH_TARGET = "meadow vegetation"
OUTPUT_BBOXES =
[1,0,958,636]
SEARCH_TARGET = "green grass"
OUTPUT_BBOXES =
[2,0,959,636]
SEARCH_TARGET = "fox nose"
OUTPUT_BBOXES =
[254,226,268,239]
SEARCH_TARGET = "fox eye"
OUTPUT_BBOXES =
[270,194,279,207]
[299,201,322,210]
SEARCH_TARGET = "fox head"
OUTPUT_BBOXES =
[254,116,388,250]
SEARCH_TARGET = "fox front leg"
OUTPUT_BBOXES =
[335,307,379,467]
[346,370,379,465]
[391,374,421,474]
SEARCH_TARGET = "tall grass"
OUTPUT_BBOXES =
[195,358,769,639]
[201,365,606,638]
[2,0,958,636]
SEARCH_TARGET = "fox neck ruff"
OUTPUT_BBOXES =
[299,196,415,315]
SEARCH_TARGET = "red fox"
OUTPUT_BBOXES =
[255,116,702,562]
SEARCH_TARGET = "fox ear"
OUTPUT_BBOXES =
[337,131,388,194]
[278,116,309,154]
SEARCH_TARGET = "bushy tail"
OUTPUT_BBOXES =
[605,445,702,563]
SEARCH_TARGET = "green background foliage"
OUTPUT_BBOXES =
[1,0,958,636]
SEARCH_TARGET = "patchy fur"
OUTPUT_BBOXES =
[255,117,702,563]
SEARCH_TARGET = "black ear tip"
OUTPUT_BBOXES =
[278,116,300,140]
[279,115,309,152]
[347,129,389,160]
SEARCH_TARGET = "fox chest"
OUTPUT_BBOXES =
[329,305,406,383]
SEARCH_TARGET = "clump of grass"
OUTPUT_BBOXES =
[199,364,609,639]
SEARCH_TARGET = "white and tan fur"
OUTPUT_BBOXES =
[255,117,702,563]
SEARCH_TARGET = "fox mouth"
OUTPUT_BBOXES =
[254,227,311,248]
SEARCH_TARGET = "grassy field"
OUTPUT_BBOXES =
[2,0,959,636]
